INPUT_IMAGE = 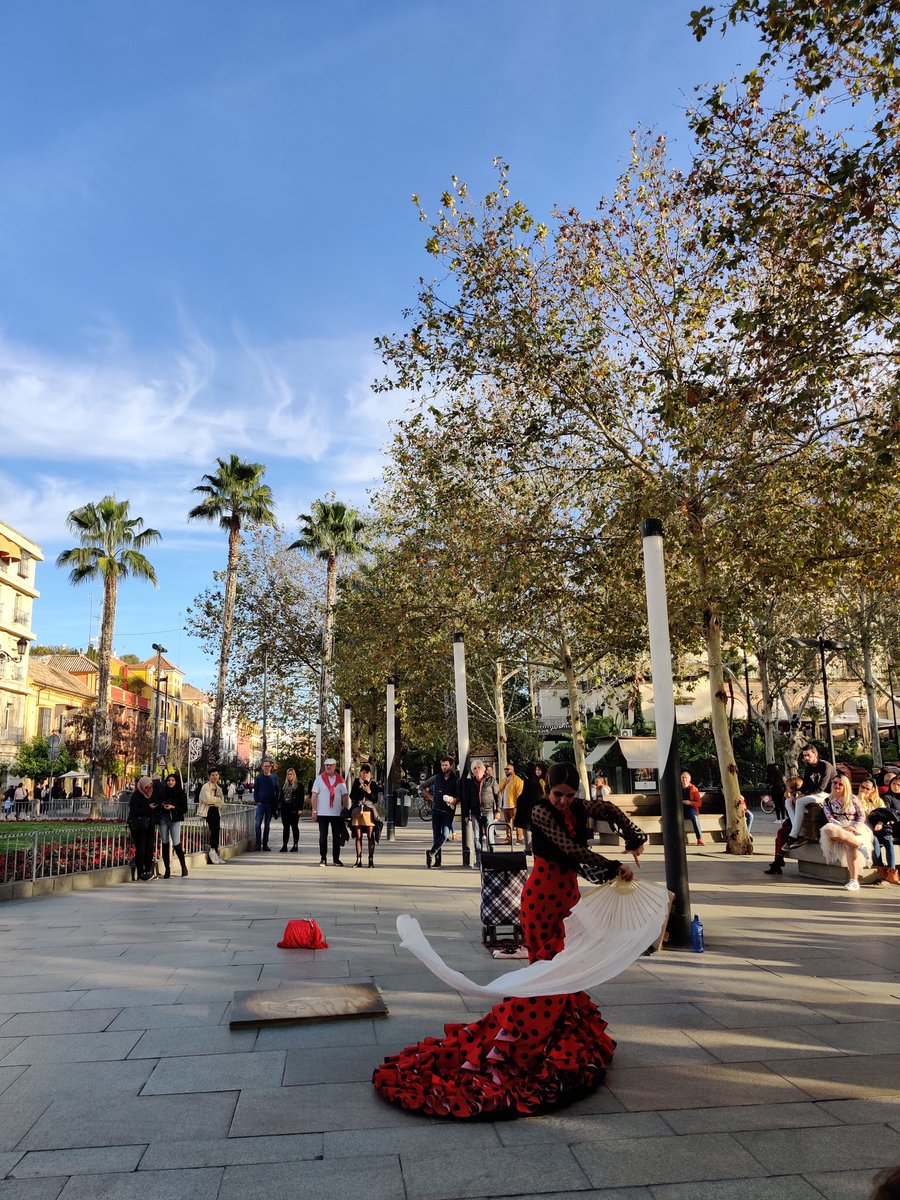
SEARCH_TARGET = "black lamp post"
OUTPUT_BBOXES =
[888,657,899,761]
[0,636,28,665]
[788,635,848,767]
[150,643,167,774]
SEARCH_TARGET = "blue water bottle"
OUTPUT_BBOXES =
[691,915,705,953]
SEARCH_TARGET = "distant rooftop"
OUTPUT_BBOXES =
[28,659,95,700]
[35,653,98,675]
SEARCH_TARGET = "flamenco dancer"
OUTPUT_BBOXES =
[373,761,653,1120]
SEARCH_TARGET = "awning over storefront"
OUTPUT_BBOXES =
[0,533,22,561]
[617,737,659,769]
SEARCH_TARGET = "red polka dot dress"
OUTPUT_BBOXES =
[373,801,644,1119]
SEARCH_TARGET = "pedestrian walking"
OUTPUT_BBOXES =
[423,757,459,869]
[515,761,546,854]
[253,759,280,851]
[198,768,225,864]
[128,777,158,881]
[349,764,381,867]
[279,767,304,852]
[460,762,499,868]
[311,758,349,866]
[499,762,524,842]
[159,773,189,877]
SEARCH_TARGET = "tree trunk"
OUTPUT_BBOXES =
[561,634,590,799]
[756,642,777,766]
[862,637,882,768]
[320,552,337,734]
[704,600,752,854]
[493,659,508,771]
[526,659,537,720]
[212,517,241,762]
[90,573,117,816]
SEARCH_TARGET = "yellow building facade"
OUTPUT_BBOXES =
[0,520,41,765]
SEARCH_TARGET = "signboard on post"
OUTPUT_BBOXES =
[47,733,62,764]
[188,737,202,763]
[158,731,169,760]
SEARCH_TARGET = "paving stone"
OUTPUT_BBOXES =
[605,1062,813,1113]
[0,1180,67,1199]
[649,1178,827,1199]
[19,1092,237,1151]
[494,1111,674,1147]
[402,1143,590,1200]
[218,1155,404,1200]
[0,1011,121,1037]
[140,1049,284,1095]
[105,1003,229,1031]
[802,1020,900,1055]
[0,1101,52,1153]
[0,1066,29,1097]
[802,1170,890,1200]
[323,1123,501,1159]
[283,1042,390,1085]
[572,1133,767,1189]
[818,1097,900,1124]
[733,1123,900,1174]
[684,1026,841,1063]
[601,1003,727,1032]
[0,1155,23,1180]
[1,1060,153,1105]
[229,1083,420,1136]
[0,977,83,996]
[57,1168,223,1200]
[608,1030,721,1069]
[12,1147,145,1178]
[0,993,84,1015]
[692,999,836,1028]
[71,987,185,1010]
[2,1032,142,1065]
[139,1134,323,1170]
[660,1102,840,1135]
[255,1020,377,1050]
[127,1027,256,1059]
[773,1053,900,1100]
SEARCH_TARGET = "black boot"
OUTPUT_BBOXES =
[764,857,784,875]
[162,844,171,879]
[174,844,188,877]
[368,847,375,868]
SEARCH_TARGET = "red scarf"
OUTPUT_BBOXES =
[321,771,345,804]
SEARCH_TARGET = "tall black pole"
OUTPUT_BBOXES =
[453,633,473,866]
[641,519,692,947]
[150,644,165,775]
[261,646,268,763]
[889,658,899,760]
[819,635,836,766]
[743,649,754,784]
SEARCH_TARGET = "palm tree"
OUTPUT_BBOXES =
[188,455,276,761]
[290,498,367,736]
[57,497,160,814]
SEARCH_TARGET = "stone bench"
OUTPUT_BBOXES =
[784,807,879,885]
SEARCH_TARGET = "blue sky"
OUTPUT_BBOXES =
[0,0,757,688]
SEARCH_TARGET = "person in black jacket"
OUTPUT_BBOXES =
[128,777,158,881]
[514,761,546,854]
[349,765,382,867]
[459,762,500,869]
[159,774,188,878]
[423,757,459,869]
[279,768,304,853]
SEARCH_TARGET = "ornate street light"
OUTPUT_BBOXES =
[0,636,28,664]
[788,635,849,767]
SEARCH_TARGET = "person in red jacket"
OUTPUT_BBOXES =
[681,770,704,846]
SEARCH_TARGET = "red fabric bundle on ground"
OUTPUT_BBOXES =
[277,919,328,949]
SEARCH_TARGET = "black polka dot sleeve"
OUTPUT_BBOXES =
[530,804,623,884]
[588,800,648,854]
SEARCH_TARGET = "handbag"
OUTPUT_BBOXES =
[130,814,152,832]
[374,817,385,843]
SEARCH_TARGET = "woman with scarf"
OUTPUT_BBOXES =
[373,761,648,1119]
[159,773,189,877]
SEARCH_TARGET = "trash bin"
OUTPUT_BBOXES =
[395,791,410,827]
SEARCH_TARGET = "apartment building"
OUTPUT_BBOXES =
[0,520,41,762]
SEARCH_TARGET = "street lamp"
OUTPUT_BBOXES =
[0,636,28,664]
[150,643,167,774]
[788,635,849,767]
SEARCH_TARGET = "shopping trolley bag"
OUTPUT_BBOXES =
[479,822,528,946]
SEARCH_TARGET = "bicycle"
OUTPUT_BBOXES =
[759,793,775,815]
[417,794,433,821]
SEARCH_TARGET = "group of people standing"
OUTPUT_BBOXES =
[126,774,190,880]
[422,759,548,868]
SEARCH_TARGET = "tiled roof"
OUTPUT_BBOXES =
[181,684,209,703]
[35,654,98,675]
[29,660,95,700]
[137,654,182,673]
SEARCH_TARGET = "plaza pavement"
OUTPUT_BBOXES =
[0,816,898,1200]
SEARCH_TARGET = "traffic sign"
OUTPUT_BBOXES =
[188,737,203,763]
[47,733,62,764]
[158,731,169,759]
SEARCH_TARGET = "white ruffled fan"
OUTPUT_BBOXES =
[395,878,672,1000]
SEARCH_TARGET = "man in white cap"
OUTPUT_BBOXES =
[311,757,349,866]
